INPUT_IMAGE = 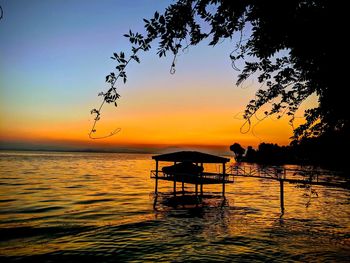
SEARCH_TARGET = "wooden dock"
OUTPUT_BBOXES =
[227,165,349,212]
[228,165,348,188]
[149,151,348,213]
[151,151,230,196]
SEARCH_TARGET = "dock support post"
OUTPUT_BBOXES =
[155,160,158,195]
[195,182,198,196]
[222,163,226,196]
[280,179,284,213]
[182,180,184,195]
[200,163,203,196]
[174,176,176,196]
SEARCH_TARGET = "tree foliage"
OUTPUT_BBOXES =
[230,143,245,162]
[240,140,346,170]
[92,0,346,144]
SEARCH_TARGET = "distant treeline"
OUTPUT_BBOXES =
[230,131,348,170]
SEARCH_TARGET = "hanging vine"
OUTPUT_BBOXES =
[89,31,151,139]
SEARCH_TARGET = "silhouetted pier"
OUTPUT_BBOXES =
[229,165,348,188]
[150,151,348,213]
[228,165,349,212]
[151,151,230,196]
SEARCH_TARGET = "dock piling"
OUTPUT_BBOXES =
[222,162,226,196]
[280,179,284,213]
[155,160,158,195]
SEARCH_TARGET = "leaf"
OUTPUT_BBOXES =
[90,109,99,115]
[154,11,159,19]
[159,15,165,25]
[114,102,118,107]
[131,55,140,63]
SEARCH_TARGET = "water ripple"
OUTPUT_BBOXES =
[74,198,115,205]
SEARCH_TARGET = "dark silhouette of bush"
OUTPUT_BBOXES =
[229,143,245,162]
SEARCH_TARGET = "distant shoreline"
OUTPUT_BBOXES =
[0,148,157,155]
[0,148,233,157]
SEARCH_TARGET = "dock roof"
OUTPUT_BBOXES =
[152,151,230,164]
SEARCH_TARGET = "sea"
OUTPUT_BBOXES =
[0,151,349,262]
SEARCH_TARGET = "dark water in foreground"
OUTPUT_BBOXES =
[0,151,349,262]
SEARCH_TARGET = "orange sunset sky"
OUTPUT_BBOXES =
[0,1,317,154]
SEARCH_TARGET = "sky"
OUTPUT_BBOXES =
[0,0,317,154]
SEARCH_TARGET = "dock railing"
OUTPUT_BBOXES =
[227,164,348,188]
[227,165,286,180]
[150,170,233,183]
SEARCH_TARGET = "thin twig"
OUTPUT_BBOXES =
[89,47,142,139]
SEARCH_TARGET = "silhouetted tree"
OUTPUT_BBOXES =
[103,0,344,143]
[230,143,245,162]
[258,143,281,163]
[240,138,346,170]
[245,146,257,162]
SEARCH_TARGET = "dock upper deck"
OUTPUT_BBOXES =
[152,151,230,164]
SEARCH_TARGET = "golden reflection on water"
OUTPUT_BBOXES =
[0,151,349,261]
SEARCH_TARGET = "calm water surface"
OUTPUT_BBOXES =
[0,151,349,262]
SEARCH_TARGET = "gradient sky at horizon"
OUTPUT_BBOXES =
[0,0,317,153]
